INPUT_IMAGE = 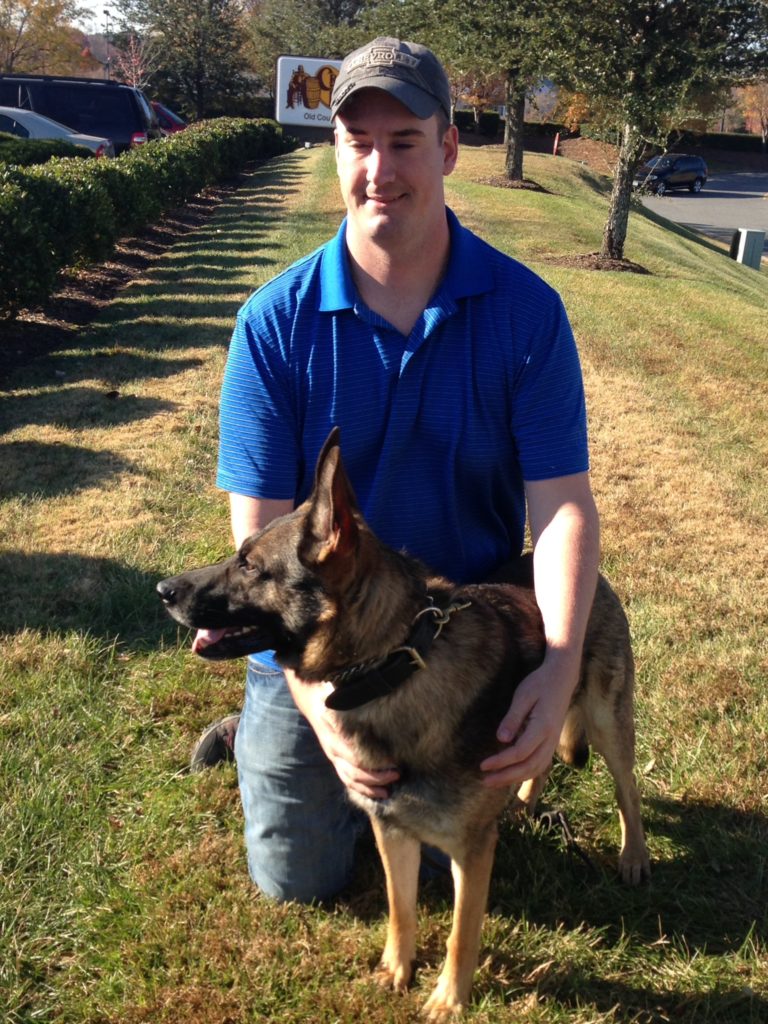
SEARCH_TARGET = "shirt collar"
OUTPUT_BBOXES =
[318,208,493,313]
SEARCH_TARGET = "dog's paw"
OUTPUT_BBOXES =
[422,980,465,1020]
[374,958,413,993]
[619,844,651,885]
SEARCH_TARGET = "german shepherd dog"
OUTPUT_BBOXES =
[158,429,650,1019]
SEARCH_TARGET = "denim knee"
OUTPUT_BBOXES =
[235,659,365,903]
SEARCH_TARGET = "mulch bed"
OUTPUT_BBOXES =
[475,175,552,193]
[541,252,651,274]
[1,178,243,383]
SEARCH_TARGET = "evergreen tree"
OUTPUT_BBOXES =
[116,0,247,118]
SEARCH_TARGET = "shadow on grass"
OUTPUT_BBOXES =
[488,797,766,950]
[343,798,766,1021]
[632,200,729,259]
[0,549,178,650]
[1,389,177,436]
[15,352,204,390]
[0,441,138,499]
[482,946,765,1024]
[1,156,315,501]
[2,155,313,379]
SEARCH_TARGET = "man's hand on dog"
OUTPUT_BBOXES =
[480,658,578,788]
[285,657,577,797]
[284,670,400,800]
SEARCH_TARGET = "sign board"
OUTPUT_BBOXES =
[275,55,342,128]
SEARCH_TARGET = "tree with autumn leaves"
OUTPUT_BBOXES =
[740,80,768,150]
[1,0,86,73]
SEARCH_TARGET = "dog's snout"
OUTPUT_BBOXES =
[157,579,178,605]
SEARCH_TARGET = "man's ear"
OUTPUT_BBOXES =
[299,428,359,567]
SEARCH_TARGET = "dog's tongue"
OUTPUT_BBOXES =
[192,628,228,654]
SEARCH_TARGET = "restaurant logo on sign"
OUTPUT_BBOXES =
[275,55,342,127]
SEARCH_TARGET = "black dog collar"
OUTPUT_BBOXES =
[324,595,471,712]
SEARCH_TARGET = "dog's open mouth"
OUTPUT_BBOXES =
[191,626,267,660]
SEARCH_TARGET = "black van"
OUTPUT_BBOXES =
[0,74,162,154]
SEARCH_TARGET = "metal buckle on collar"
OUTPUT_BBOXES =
[413,598,472,638]
[390,597,471,671]
[390,643,428,672]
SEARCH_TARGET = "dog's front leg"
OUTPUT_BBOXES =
[369,815,420,992]
[422,823,498,1020]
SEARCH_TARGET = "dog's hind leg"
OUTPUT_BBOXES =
[422,821,498,1020]
[582,693,650,885]
[557,703,589,768]
[515,772,550,816]
[513,706,588,818]
[370,816,421,993]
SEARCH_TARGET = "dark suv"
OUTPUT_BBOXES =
[632,153,708,196]
[0,74,161,154]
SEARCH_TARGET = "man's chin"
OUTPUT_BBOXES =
[356,205,412,242]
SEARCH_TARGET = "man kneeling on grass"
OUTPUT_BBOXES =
[191,35,599,902]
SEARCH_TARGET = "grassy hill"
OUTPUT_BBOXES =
[1,144,766,1024]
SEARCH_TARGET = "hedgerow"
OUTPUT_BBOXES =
[0,132,96,167]
[0,117,295,321]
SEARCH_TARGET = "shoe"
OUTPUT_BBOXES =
[190,713,240,772]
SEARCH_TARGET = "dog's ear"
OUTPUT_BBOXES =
[299,428,359,567]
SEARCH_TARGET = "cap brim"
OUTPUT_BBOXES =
[331,75,442,120]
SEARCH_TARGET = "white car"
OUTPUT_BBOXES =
[0,106,115,157]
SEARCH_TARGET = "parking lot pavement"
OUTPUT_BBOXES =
[639,171,768,251]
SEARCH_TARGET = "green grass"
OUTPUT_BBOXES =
[1,144,766,1023]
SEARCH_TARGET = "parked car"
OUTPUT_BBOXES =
[0,105,115,157]
[632,153,708,196]
[0,74,161,154]
[151,101,187,134]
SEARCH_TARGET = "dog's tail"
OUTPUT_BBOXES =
[557,706,589,768]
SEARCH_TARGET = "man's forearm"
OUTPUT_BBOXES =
[527,475,600,693]
[229,493,294,548]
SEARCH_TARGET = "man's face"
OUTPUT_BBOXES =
[334,89,458,249]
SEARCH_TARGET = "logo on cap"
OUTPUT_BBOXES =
[347,46,421,73]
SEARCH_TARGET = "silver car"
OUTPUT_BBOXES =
[0,105,115,157]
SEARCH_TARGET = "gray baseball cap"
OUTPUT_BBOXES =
[330,37,451,121]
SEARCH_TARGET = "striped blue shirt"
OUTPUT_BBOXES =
[217,208,588,584]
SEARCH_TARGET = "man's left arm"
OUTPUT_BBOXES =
[481,471,600,787]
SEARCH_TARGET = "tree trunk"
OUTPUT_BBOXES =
[600,123,645,261]
[504,77,526,182]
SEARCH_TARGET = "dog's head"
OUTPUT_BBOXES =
[157,428,366,666]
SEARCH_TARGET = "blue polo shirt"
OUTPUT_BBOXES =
[217,208,588,584]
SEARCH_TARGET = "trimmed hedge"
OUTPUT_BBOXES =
[478,111,501,137]
[0,117,295,320]
[674,129,765,153]
[524,121,568,138]
[453,110,475,132]
[0,132,95,167]
[453,110,503,134]
[580,123,765,153]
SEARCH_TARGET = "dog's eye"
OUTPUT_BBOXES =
[241,562,272,582]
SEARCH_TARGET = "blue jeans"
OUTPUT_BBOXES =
[234,659,367,902]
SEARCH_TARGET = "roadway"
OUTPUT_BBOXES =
[639,171,768,253]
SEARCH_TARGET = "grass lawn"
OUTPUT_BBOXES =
[1,143,766,1024]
